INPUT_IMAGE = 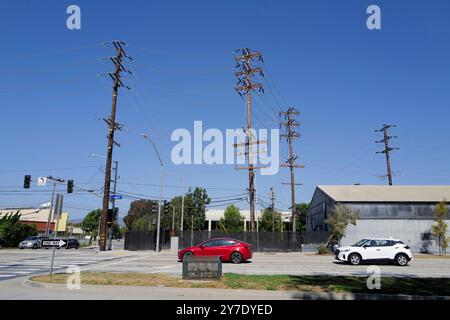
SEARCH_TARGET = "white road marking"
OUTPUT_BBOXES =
[12,271,31,274]
[153,265,179,269]
[0,275,14,277]
[80,256,145,272]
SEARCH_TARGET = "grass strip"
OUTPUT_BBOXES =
[31,272,450,296]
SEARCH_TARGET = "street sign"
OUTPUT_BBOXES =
[37,177,47,186]
[110,194,122,200]
[42,239,66,248]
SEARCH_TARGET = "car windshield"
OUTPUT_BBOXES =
[26,236,37,241]
[352,239,369,247]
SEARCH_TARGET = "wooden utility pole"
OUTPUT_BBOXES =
[233,48,265,232]
[375,124,399,186]
[280,107,304,232]
[99,41,130,251]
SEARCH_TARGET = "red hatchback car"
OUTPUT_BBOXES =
[178,238,252,263]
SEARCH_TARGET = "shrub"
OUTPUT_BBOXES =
[317,245,330,254]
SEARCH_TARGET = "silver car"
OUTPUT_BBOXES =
[18,236,44,249]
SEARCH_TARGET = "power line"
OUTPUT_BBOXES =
[280,107,304,232]
[129,44,234,56]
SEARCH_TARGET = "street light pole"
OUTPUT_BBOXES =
[180,178,184,236]
[107,160,119,250]
[141,133,163,252]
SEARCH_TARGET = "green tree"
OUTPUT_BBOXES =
[161,196,183,233]
[325,204,359,247]
[295,203,310,232]
[184,187,210,231]
[123,199,156,229]
[258,208,282,232]
[131,215,153,231]
[0,211,37,247]
[432,199,449,255]
[219,205,244,232]
[81,209,102,240]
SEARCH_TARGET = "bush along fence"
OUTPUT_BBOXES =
[124,230,329,252]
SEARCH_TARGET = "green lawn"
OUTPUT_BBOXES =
[31,272,450,297]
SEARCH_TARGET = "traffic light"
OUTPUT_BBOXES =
[107,208,119,222]
[151,200,158,214]
[163,201,170,215]
[67,180,74,193]
[23,175,31,189]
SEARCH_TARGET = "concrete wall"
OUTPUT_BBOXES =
[341,219,450,253]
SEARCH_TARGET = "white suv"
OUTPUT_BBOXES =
[335,238,413,266]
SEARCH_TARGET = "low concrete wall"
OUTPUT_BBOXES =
[341,219,450,253]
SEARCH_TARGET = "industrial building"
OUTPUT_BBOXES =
[0,207,68,234]
[205,209,291,231]
[307,185,450,253]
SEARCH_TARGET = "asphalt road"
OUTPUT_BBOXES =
[1,246,450,280]
[1,247,450,300]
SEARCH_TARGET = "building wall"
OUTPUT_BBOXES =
[341,219,450,253]
[307,188,334,231]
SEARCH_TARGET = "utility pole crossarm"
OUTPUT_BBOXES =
[375,124,399,186]
[280,107,303,232]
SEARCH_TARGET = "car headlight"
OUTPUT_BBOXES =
[340,249,350,253]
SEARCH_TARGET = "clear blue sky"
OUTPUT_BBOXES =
[1,0,450,221]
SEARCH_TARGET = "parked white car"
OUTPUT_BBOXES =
[335,238,413,266]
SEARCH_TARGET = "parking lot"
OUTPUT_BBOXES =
[1,245,450,280]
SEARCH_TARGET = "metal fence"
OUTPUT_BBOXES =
[124,230,171,251]
[178,231,329,252]
[125,230,329,252]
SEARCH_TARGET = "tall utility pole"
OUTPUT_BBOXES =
[107,160,119,250]
[268,187,275,236]
[99,41,130,251]
[375,124,399,186]
[233,48,265,232]
[280,107,304,232]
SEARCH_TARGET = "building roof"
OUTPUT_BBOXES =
[317,185,450,203]
[205,209,291,222]
[0,208,69,232]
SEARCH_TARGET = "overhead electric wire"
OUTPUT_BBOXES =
[128,44,234,56]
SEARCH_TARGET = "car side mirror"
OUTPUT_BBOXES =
[363,245,368,249]
[199,245,204,249]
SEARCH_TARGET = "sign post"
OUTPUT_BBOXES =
[49,193,64,276]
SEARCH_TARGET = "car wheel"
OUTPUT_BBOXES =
[395,253,409,266]
[183,251,194,260]
[230,252,243,264]
[348,253,362,265]
[75,246,79,249]
[32,244,37,249]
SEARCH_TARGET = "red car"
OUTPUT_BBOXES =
[178,238,252,264]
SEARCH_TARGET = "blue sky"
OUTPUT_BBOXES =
[1,0,450,221]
